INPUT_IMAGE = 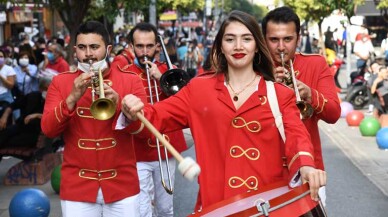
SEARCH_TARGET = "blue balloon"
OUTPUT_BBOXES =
[9,188,50,217]
[376,127,388,150]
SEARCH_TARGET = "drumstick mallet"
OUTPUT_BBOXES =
[136,112,201,181]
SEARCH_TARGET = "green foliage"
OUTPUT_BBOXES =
[283,0,365,22]
[223,0,268,21]
[85,0,121,23]
[158,0,204,12]
[377,0,388,9]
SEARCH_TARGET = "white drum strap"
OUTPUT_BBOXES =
[265,80,286,143]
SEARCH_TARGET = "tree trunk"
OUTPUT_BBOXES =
[49,0,91,64]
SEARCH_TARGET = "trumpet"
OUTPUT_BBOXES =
[144,56,174,194]
[280,52,293,86]
[288,59,314,119]
[89,60,116,120]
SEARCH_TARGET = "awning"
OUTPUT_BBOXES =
[160,11,177,21]
[355,0,380,16]
[159,21,201,28]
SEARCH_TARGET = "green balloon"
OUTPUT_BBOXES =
[359,117,381,137]
[50,165,61,194]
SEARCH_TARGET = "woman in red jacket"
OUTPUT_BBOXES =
[118,10,326,212]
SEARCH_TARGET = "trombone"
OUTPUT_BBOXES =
[89,60,116,120]
[144,56,174,194]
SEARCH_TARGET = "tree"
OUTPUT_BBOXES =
[376,0,388,22]
[282,0,364,56]
[223,0,268,21]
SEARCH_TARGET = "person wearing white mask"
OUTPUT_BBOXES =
[41,20,147,217]
[0,49,16,104]
[13,51,39,99]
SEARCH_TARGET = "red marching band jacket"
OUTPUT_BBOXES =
[119,61,187,162]
[292,53,341,170]
[119,73,316,209]
[41,68,147,203]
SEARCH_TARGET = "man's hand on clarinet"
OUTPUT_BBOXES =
[121,94,144,121]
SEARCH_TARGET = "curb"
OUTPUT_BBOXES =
[319,117,388,197]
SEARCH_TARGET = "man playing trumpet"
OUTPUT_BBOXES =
[262,6,341,204]
[41,21,147,216]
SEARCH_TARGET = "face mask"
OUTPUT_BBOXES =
[109,57,114,63]
[19,58,29,67]
[78,57,108,73]
[42,91,47,99]
[47,52,55,62]
[0,57,4,65]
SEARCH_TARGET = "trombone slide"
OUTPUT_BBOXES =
[136,112,201,181]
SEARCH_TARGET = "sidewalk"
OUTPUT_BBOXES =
[320,113,388,197]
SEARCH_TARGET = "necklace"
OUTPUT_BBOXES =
[227,75,258,102]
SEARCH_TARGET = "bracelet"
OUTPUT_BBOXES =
[130,122,144,135]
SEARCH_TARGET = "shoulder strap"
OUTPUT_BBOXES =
[265,80,286,143]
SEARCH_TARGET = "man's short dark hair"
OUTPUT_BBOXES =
[75,21,111,46]
[127,22,158,44]
[262,6,301,37]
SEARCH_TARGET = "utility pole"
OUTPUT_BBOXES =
[214,0,219,30]
[204,0,212,39]
[149,0,157,26]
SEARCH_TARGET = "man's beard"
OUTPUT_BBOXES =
[136,53,155,68]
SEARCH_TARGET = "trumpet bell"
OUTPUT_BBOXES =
[160,68,190,96]
[91,98,116,120]
[296,101,314,119]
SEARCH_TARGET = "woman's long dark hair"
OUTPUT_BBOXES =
[210,10,274,81]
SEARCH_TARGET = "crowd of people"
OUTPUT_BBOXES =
[7,5,384,217]
[0,33,71,151]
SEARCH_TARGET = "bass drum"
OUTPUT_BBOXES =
[189,181,327,217]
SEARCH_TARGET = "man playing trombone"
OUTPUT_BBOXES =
[120,22,187,217]
[41,20,147,216]
[262,6,341,204]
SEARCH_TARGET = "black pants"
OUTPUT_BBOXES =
[0,119,41,149]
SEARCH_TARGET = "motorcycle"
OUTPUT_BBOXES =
[345,71,369,109]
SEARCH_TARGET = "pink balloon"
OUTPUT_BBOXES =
[341,101,354,118]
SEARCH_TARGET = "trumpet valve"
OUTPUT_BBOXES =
[283,74,293,86]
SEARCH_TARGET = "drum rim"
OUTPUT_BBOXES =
[190,181,288,216]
